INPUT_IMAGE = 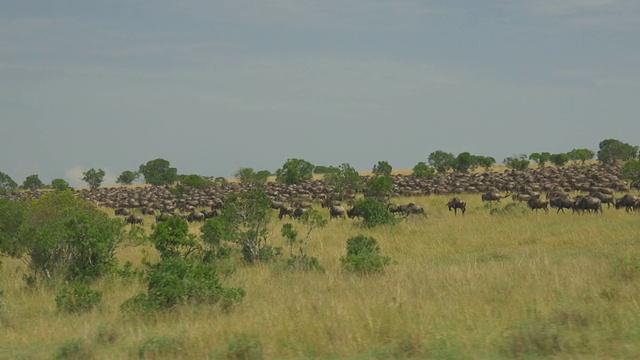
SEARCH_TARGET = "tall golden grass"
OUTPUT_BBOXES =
[2,194,640,359]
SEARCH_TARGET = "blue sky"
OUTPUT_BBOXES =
[1,0,639,187]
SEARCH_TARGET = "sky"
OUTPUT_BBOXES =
[1,0,639,187]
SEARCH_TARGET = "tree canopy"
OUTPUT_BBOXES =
[597,139,638,164]
[116,170,140,185]
[275,158,315,185]
[428,150,455,173]
[139,158,178,186]
[372,161,392,177]
[82,168,105,190]
[22,174,44,191]
[0,171,18,193]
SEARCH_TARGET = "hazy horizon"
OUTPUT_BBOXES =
[2,1,639,187]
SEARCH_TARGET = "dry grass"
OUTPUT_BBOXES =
[2,194,640,359]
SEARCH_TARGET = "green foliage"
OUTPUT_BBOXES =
[503,154,530,171]
[529,152,551,167]
[51,178,71,191]
[340,235,391,274]
[364,175,394,202]
[116,170,140,185]
[279,210,326,272]
[354,198,396,228]
[234,168,269,185]
[325,163,362,199]
[453,152,478,173]
[428,150,456,173]
[568,148,595,164]
[597,139,638,164]
[0,171,18,193]
[139,158,178,186]
[475,156,496,171]
[17,190,126,282]
[180,174,213,188]
[549,153,570,167]
[313,165,334,174]
[621,159,640,188]
[372,161,392,177]
[150,216,199,260]
[138,336,184,359]
[0,199,29,258]
[226,334,264,360]
[412,162,435,179]
[82,168,105,190]
[55,283,102,313]
[22,174,44,191]
[275,158,315,185]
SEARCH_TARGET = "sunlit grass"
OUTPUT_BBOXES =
[2,194,640,359]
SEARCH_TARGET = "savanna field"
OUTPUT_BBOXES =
[2,192,640,359]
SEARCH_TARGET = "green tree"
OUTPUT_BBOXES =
[22,174,44,191]
[340,235,391,274]
[354,197,396,228]
[179,174,212,189]
[280,210,327,272]
[139,159,178,186]
[16,191,126,282]
[475,156,496,171]
[0,171,18,193]
[621,159,640,188]
[116,170,140,185]
[428,150,455,173]
[453,152,478,173]
[549,153,570,167]
[567,148,595,164]
[275,158,315,185]
[412,162,435,179]
[313,165,334,174]
[503,155,530,171]
[372,161,392,177]
[51,178,71,191]
[529,152,551,167]
[234,168,270,185]
[597,139,638,165]
[325,163,362,200]
[82,168,105,190]
[363,175,394,202]
[0,199,29,259]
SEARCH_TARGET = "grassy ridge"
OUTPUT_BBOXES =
[2,194,640,359]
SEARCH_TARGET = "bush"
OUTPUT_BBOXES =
[340,235,391,274]
[354,198,396,228]
[55,283,102,313]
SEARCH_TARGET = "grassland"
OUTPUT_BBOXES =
[2,194,640,359]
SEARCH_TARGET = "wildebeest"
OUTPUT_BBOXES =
[329,205,346,220]
[511,193,531,202]
[115,208,131,216]
[398,203,427,217]
[574,196,603,214]
[347,205,363,219]
[126,214,143,225]
[278,206,294,220]
[186,211,205,222]
[292,207,308,219]
[591,192,615,209]
[527,198,549,213]
[155,212,173,223]
[141,207,156,216]
[549,197,575,214]
[481,192,509,203]
[446,198,466,215]
[615,194,640,212]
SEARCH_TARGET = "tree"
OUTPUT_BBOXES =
[428,150,455,173]
[412,162,435,179]
[0,171,18,193]
[529,152,551,167]
[597,139,638,165]
[567,148,595,164]
[363,175,394,202]
[82,168,105,190]
[340,235,391,274]
[453,152,477,173]
[549,153,570,167]
[372,161,392,177]
[475,156,496,171]
[234,168,270,185]
[139,158,178,186]
[116,170,140,185]
[503,155,530,171]
[179,174,212,188]
[621,159,640,188]
[275,158,315,185]
[22,174,44,191]
[0,198,29,259]
[51,178,71,191]
[325,163,362,199]
[15,191,126,282]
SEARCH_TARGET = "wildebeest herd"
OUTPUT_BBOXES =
[2,163,639,224]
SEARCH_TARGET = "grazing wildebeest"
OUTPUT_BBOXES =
[126,214,143,225]
[574,196,603,214]
[329,205,346,220]
[591,192,615,209]
[115,208,131,216]
[527,198,549,213]
[481,192,509,203]
[278,206,294,220]
[399,203,427,217]
[549,197,576,214]
[615,194,640,213]
[446,198,466,215]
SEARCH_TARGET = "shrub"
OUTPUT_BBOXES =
[354,198,396,228]
[412,162,435,179]
[138,336,183,359]
[54,339,94,360]
[226,334,263,360]
[340,235,391,274]
[55,283,102,313]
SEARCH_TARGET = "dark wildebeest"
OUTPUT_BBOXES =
[511,193,531,202]
[141,207,156,216]
[292,207,308,219]
[347,205,363,219]
[399,203,427,217]
[527,198,549,213]
[278,206,294,220]
[481,192,509,203]
[446,198,466,216]
[591,192,615,209]
[155,212,172,223]
[202,209,219,219]
[186,211,205,222]
[615,194,640,213]
[126,214,143,225]
[549,197,575,214]
[574,196,603,214]
[115,208,131,216]
[329,205,346,220]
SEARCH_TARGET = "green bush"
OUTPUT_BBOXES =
[340,235,391,274]
[354,198,396,228]
[55,283,102,313]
